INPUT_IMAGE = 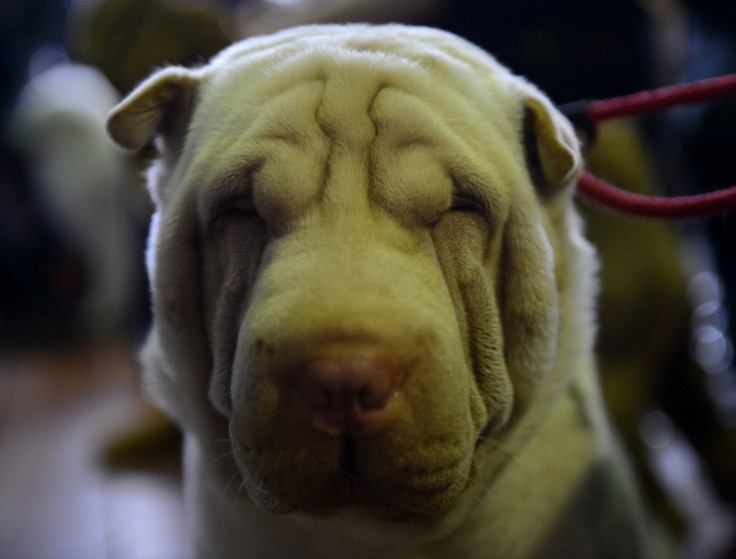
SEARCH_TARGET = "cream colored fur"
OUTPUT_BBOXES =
[107,24,652,558]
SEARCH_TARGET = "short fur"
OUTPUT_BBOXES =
[107,24,651,558]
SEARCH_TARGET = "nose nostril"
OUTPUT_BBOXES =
[295,353,402,436]
[358,383,391,410]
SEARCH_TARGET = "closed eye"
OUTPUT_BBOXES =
[450,191,485,214]
[208,164,261,226]
[214,198,258,225]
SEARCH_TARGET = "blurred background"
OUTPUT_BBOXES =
[0,1,735,558]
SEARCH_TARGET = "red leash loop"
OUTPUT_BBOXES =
[578,171,736,219]
[570,74,736,218]
[587,73,736,122]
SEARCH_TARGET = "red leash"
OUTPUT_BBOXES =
[578,171,736,218]
[567,74,736,218]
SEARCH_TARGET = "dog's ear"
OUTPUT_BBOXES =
[522,93,582,192]
[106,67,201,153]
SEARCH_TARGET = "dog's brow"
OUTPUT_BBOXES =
[213,164,259,197]
[203,164,259,215]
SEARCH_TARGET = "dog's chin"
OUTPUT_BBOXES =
[238,467,468,520]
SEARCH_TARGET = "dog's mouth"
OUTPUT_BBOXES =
[231,431,473,518]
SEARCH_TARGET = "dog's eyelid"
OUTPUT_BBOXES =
[450,187,486,215]
[217,197,257,218]
[206,167,262,223]
[206,191,259,228]
[210,163,261,200]
[450,192,478,210]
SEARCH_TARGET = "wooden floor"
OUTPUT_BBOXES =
[0,344,187,559]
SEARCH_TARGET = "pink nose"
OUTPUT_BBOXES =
[297,356,402,437]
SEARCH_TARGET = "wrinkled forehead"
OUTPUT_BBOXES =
[184,28,526,190]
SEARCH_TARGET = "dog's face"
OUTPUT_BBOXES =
[108,25,588,518]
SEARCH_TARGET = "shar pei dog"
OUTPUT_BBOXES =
[107,24,652,559]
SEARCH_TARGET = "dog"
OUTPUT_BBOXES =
[107,24,652,558]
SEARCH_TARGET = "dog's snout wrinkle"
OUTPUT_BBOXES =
[297,355,402,437]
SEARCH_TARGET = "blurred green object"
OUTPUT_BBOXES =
[583,119,736,540]
[103,402,183,471]
[68,0,231,95]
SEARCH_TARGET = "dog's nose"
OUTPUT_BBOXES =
[297,356,402,437]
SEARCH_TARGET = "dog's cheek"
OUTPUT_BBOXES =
[500,202,560,417]
[432,213,512,432]
[202,217,270,416]
[432,214,481,351]
[143,198,219,434]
